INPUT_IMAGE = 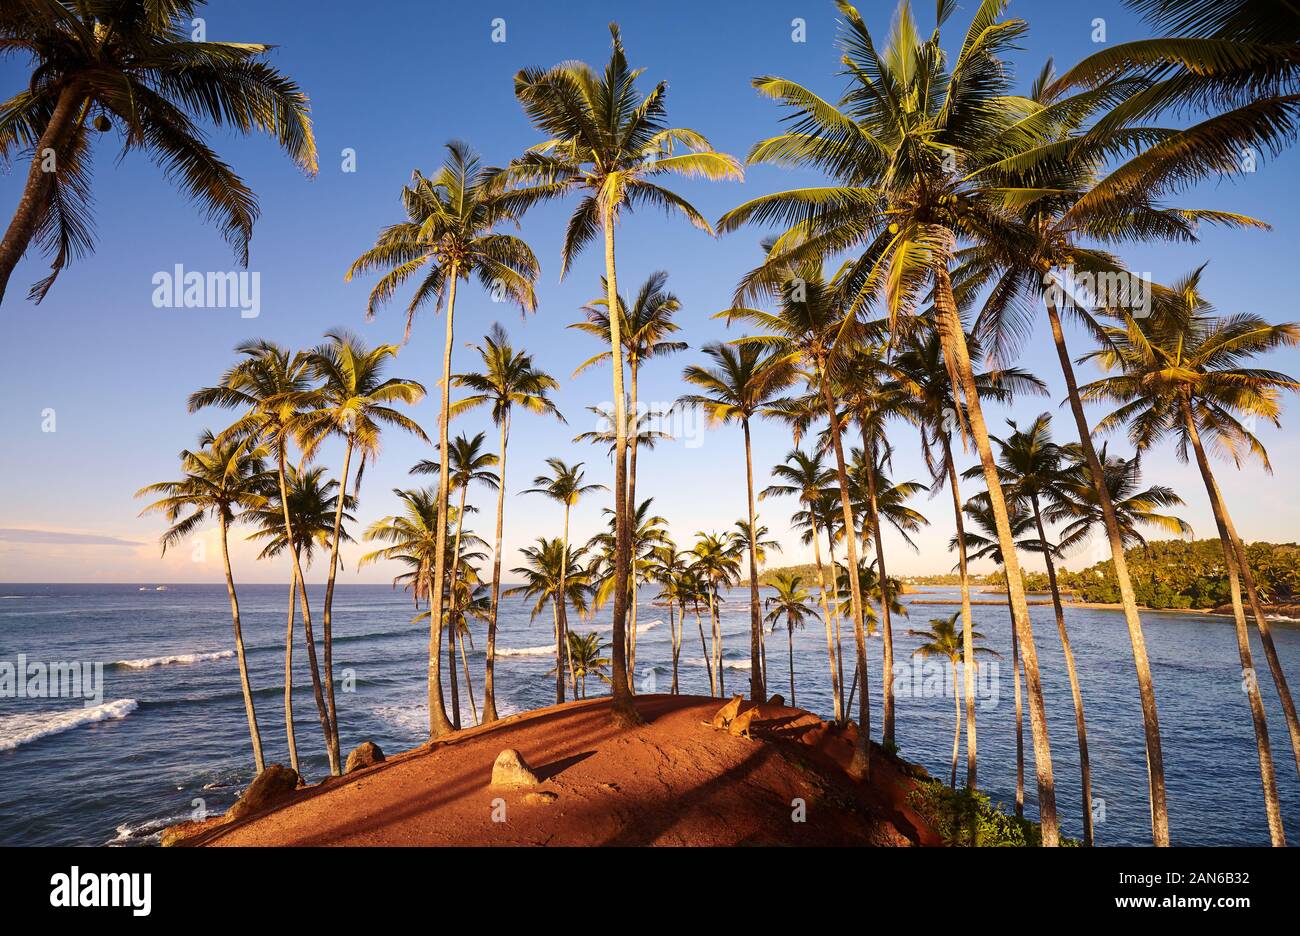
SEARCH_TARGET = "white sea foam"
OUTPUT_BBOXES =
[496,644,556,658]
[685,657,752,671]
[113,650,233,669]
[105,812,194,846]
[0,698,138,752]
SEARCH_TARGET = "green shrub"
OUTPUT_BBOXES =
[907,780,1078,847]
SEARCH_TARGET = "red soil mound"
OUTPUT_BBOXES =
[183,694,942,847]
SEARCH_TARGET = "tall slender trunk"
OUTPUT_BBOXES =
[863,444,894,744]
[695,604,714,694]
[278,448,336,773]
[951,659,962,789]
[787,617,796,707]
[483,415,510,723]
[427,267,459,738]
[669,597,680,694]
[942,437,978,789]
[320,437,353,773]
[1007,577,1024,819]
[459,636,479,727]
[601,205,637,726]
[819,369,872,779]
[0,83,83,305]
[219,515,265,773]
[556,503,571,704]
[1046,297,1166,845]
[742,419,766,701]
[446,483,469,730]
[1184,402,1285,845]
[1031,494,1094,845]
[935,267,1056,844]
[809,512,842,722]
[284,574,299,776]
[711,586,725,696]
[627,361,641,688]
[827,530,847,723]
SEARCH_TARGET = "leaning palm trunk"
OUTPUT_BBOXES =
[809,513,842,723]
[1045,298,1166,845]
[742,420,766,701]
[1006,578,1024,819]
[826,533,847,721]
[446,484,470,729]
[284,574,300,775]
[950,660,962,789]
[787,617,797,707]
[484,415,510,723]
[818,372,871,779]
[320,437,353,772]
[1183,402,1285,845]
[934,266,1056,844]
[863,448,895,744]
[942,438,978,789]
[1031,494,1094,845]
[426,267,459,738]
[601,205,637,726]
[0,84,83,305]
[277,449,336,773]
[459,635,479,727]
[218,514,265,773]
[696,605,714,694]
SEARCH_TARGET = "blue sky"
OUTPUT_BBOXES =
[1,0,1297,584]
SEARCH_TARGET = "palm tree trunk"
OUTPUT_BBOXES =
[484,415,510,724]
[557,502,571,704]
[1045,297,1166,845]
[425,267,459,738]
[284,574,300,776]
[934,266,1056,844]
[1007,576,1024,819]
[942,437,978,789]
[711,586,725,696]
[809,513,842,723]
[446,484,469,730]
[863,444,895,744]
[827,532,847,722]
[1210,473,1300,781]
[788,618,796,707]
[320,436,353,772]
[696,605,714,694]
[627,361,641,689]
[951,659,962,789]
[1183,402,1285,845]
[1031,495,1094,845]
[459,636,479,727]
[669,598,680,694]
[218,515,265,773]
[277,448,336,773]
[818,372,872,780]
[742,419,766,701]
[601,205,637,726]
[0,83,83,306]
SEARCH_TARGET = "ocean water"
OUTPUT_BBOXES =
[1,582,1297,846]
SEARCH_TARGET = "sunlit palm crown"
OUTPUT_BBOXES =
[451,323,564,426]
[572,270,687,373]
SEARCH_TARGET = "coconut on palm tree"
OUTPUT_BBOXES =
[190,340,339,773]
[523,459,605,702]
[136,431,271,772]
[347,140,538,738]
[0,0,317,305]
[451,324,563,721]
[510,26,741,724]
[908,614,998,789]
[763,572,820,708]
[681,342,795,701]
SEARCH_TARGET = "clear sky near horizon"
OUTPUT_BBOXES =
[1,0,1297,585]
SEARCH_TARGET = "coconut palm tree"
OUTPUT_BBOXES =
[764,572,820,708]
[719,0,1064,839]
[908,614,999,789]
[244,465,354,776]
[956,491,1037,819]
[892,327,1046,789]
[644,543,687,693]
[414,433,499,728]
[189,340,338,774]
[688,530,743,696]
[986,413,1096,844]
[587,497,670,684]
[346,140,539,738]
[573,270,688,519]
[720,261,876,777]
[1080,277,1300,844]
[762,449,844,721]
[296,330,426,765]
[680,341,796,701]
[523,459,605,702]
[359,486,443,608]
[0,0,317,305]
[560,632,612,700]
[506,539,593,692]
[510,26,742,724]
[451,324,563,722]
[136,430,270,772]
